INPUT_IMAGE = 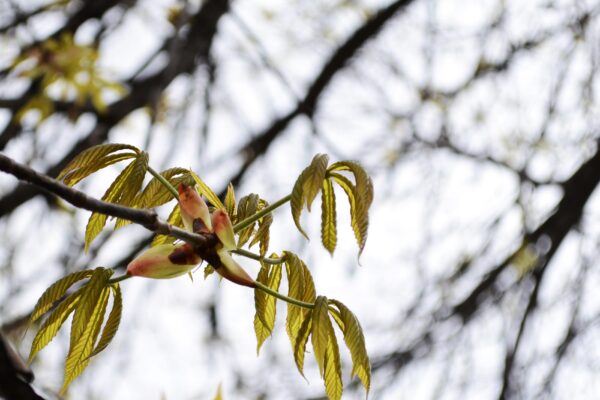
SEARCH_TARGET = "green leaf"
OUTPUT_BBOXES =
[236,194,260,247]
[62,286,110,394]
[189,170,224,209]
[213,384,223,400]
[249,199,272,257]
[329,172,369,257]
[84,157,145,251]
[224,183,236,221]
[90,284,122,357]
[115,151,149,228]
[323,330,343,400]
[284,252,306,348]
[30,270,93,323]
[304,154,329,211]
[293,310,313,377]
[254,262,282,353]
[328,160,373,208]
[311,296,330,376]
[151,204,182,247]
[204,265,215,279]
[70,268,112,347]
[136,168,190,209]
[58,143,140,186]
[290,165,313,240]
[321,178,337,255]
[329,299,371,393]
[29,287,84,363]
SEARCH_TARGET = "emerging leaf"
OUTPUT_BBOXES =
[329,172,369,257]
[189,170,224,209]
[90,284,122,357]
[224,183,236,220]
[29,287,84,363]
[29,270,93,323]
[62,285,111,394]
[236,194,260,247]
[304,154,329,211]
[254,262,282,353]
[329,299,371,394]
[58,143,140,186]
[293,310,313,377]
[321,178,337,255]
[136,167,190,209]
[311,296,331,376]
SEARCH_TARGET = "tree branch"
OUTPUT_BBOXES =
[0,153,216,248]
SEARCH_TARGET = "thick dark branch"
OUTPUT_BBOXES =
[0,153,215,248]
[230,0,416,187]
[0,332,44,400]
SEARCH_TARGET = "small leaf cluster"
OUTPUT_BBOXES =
[253,252,370,399]
[28,143,375,398]
[28,268,122,394]
[11,33,125,122]
[291,154,374,256]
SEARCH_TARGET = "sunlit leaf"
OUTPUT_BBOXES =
[62,286,110,394]
[212,384,224,400]
[236,194,259,247]
[328,160,373,208]
[284,252,306,347]
[304,154,329,211]
[321,178,337,255]
[329,172,369,257]
[58,143,139,186]
[249,200,272,257]
[136,167,190,209]
[28,287,84,363]
[323,329,343,400]
[311,296,330,376]
[29,270,93,323]
[115,152,149,228]
[291,163,313,240]
[329,299,371,393]
[224,183,236,221]
[189,170,224,209]
[293,310,312,376]
[69,268,112,347]
[90,284,122,357]
[254,262,282,353]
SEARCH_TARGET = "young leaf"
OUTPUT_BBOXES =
[293,310,313,376]
[304,154,329,211]
[151,204,182,247]
[224,183,236,220]
[136,167,189,209]
[58,143,140,186]
[284,252,306,347]
[236,194,260,247]
[323,331,343,400]
[62,286,110,394]
[29,287,84,363]
[30,270,93,323]
[70,268,112,347]
[115,151,149,227]
[329,299,371,393]
[189,170,224,209]
[311,296,331,376]
[84,156,147,251]
[254,262,282,353]
[328,160,374,208]
[90,284,122,357]
[329,172,369,257]
[249,199,272,257]
[321,178,337,255]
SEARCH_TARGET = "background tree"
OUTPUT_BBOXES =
[1,0,600,399]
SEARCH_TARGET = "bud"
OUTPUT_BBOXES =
[178,184,212,233]
[212,209,236,251]
[214,250,255,288]
[127,243,201,279]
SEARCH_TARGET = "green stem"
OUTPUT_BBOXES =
[108,274,131,284]
[255,281,314,309]
[233,194,292,233]
[148,166,179,200]
[232,249,286,265]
